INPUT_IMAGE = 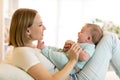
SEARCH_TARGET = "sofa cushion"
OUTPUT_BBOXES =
[0,63,34,80]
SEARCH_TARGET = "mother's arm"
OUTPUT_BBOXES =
[27,43,81,80]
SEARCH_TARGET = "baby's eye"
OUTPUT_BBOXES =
[80,30,84,33]
[39,24,42,27]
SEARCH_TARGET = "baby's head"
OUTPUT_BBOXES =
[78,23,103,45]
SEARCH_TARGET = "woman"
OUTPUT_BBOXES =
[4,8,82,80]
[5,8,120,80]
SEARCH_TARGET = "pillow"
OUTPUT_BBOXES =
[77,31,118,80]
[0,63,34,80]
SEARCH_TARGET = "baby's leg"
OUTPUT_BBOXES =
[76,32,116,80]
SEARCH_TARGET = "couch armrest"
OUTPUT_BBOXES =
[0,63,34,80]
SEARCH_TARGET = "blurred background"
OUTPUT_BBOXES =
[1,0,120,63]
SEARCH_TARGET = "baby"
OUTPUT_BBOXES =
[37,23,103,75]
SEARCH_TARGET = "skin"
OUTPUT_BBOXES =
[26,13,82,80]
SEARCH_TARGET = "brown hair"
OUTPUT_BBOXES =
[9,8,38,47]
[85,23,103,45]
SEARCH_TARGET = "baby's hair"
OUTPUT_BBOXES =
[85,23,103,45]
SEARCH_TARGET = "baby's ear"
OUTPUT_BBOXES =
[87,36,92,41]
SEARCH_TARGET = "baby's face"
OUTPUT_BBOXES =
[77,26,92,43]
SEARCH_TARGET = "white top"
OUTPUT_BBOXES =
[4,47,55,73]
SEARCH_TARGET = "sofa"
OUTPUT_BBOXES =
[0,63,119,80]
[0,63,34,80]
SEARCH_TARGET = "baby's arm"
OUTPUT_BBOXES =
[63,40,90,61]
[41,47,69,70]
[37,40,69,70]
[78,50,90,61]
[75,44,95,71]
[82,44,95,59]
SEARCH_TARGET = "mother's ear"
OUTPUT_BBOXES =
[26,28,32,40]
[26,28,31,35]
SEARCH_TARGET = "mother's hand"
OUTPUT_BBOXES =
[68,43,82,62]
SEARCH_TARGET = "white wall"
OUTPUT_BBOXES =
[81,0,120,25]
[0,0,4,62]
[57,0,83,48]
[18,0,120,48]
[2,0,120,60]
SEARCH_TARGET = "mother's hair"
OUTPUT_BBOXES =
[9,8,38,47]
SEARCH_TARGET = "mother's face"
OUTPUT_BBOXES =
[27,13,46,41]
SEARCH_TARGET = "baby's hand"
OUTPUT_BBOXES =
[63,40,75,52]
[37,40,45,49]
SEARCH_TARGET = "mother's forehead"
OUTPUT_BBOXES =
[33,13,42,24]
